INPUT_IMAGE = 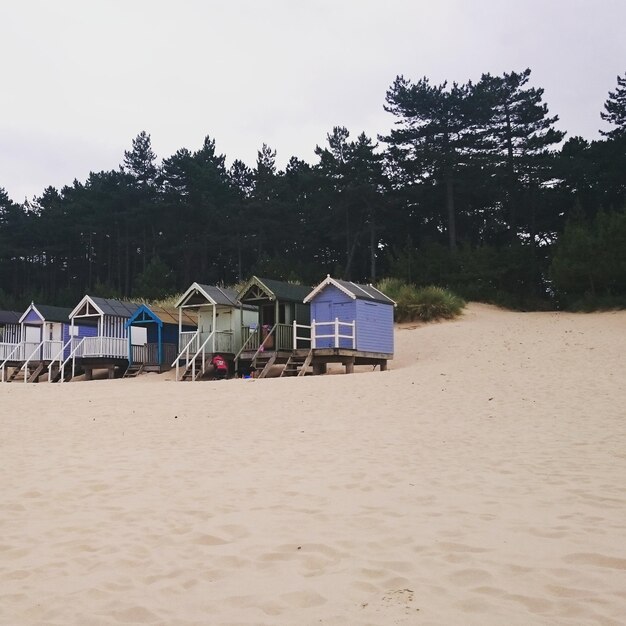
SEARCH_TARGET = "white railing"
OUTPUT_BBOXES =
[42,340,63,361]
[0,343,23,382]
[175,330,214,381]
[0,341,21,362]
[20,340,45,383]
[60,337,86,383]
[76,336,128,358]
[173,330,235,381]
[48,338,73,383]
[172,329,200,379]
[293,322,311,348]
[292,318,356,350]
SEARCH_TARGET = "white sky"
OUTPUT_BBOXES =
[2,0,625,202]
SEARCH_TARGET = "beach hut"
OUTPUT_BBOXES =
[66,295,141,380]
[0,310,21,347]
[124,304,197,376]
[1,303,98,383]
[295,275,395,375]
[0,310,22,379]
[173,283,257,381]
[236,276,311,378]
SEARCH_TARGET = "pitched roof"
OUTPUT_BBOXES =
[31,303,73,323]
[303,276,395,305]
[143,304,197,327]
[0,310,21,324]
[195,284,241,307]
[69,296,141,319]
[175,283,256,310]
[239,276,311,303]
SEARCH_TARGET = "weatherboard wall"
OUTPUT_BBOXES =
[309,283,394,353]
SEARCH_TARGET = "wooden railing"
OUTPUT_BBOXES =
[240,323,293,353]
[179,331,197,352]
[132,343,177,366]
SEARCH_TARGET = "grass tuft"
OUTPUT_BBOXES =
[376,279,465,322]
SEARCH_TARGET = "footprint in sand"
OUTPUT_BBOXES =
[563,552,626,570]
[448,568,493,586]
[110,606,160,623]
[279,590,327,608]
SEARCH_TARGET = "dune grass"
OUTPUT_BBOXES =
[376,278,465,322]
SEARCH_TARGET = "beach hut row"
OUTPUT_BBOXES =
[0,275,395,383]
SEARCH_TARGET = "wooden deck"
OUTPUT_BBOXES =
[298,348,392,375]
[238,348,391,378]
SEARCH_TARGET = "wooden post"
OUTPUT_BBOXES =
[178,306,182,350]
[157,322,162,365]
[212,305,217,353]
[380,360,388,372]
[292,320,297,348]
[311,318,316,349]
[345,357,354,375]
[127,328,132,366]
[335,317,339,348]
[84,367,92,381]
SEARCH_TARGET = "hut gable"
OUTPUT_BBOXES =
[175,283,244,309]
[303,275,394,305]
[20,303,72,324]
[239,276,311,304]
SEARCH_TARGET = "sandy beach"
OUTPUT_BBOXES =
[1,303,625,625]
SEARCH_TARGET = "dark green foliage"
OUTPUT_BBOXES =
[550,210,626,308]
[0,69,625,312]
[601,72,626,139]
[133,257,176,301]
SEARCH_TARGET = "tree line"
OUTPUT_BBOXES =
[1,68,625,311]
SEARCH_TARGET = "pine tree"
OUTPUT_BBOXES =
[381,77,481,251]
[601,72,626,139]
[476,69,564,236]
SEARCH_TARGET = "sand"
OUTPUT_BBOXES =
[1,303,625,625]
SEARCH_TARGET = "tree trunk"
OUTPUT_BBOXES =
[446,175,456,251]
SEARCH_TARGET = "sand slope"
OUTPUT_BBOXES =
[1,303,625,625]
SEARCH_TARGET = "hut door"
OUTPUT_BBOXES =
[24,325,41,358]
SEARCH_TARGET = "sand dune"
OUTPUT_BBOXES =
[1,303,625,625]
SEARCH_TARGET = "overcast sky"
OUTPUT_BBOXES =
[2,0,625,202]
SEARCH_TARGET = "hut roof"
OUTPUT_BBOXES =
[30,303,73,323]
[144,304,197,327]
[303,276,395,305]
[87,297,141,318]
[70,295,141,320]
[239,276,311,304]
[0,310,21,324]
[194,284,241,307]
[175,283,255,310]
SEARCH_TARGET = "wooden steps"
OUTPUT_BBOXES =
[254,353,277,379]
[280,351,313,377]
[123,364,144,378]
[5,362,47,383]
[178,356,212,381]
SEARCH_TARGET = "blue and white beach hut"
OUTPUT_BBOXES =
[66,295,140,380]
[297,275,395,374]
[125,304,197,375]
